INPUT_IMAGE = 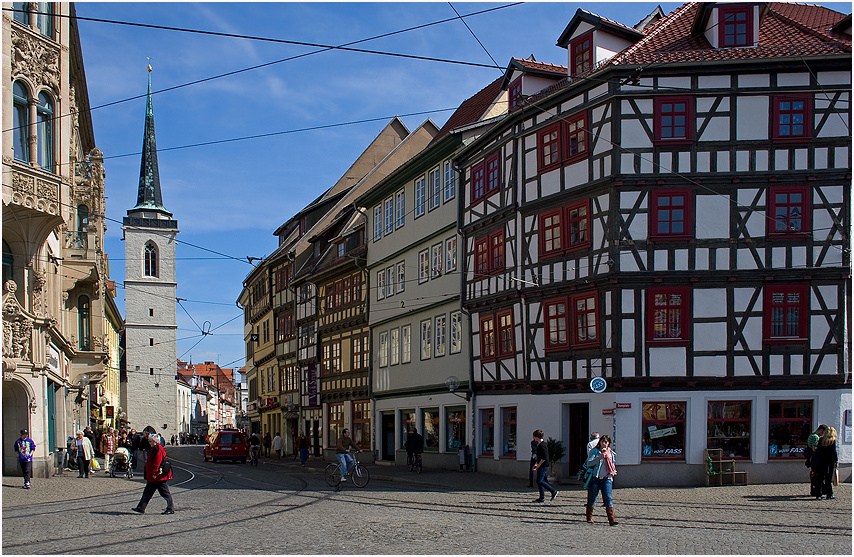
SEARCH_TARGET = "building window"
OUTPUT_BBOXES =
[401,325,411,364]
[486,153,501,197]
[78,296,90,351]
[540,209,563,256]
[423,408,440,452]
[565,200,590,251]
[143,242,158,277]
[390,328,400,365]
[12,2,28,25]
[384,197,394,235]
[647,287,690,344]
[36,92,54,172]
[443,161,456,202]
[149,338,154,346]
[445,237,457,273]
[570,32,592,75]
[571,292,599,348]
[446,407,467,452]
[450,311,462,354]
[641,401,686,460]
[764,284,808,342]
[352,401,371,448]
[768,186,810,236]
[396,261,405,294]
[501,407,517,457]
[428,167,441,211]
[708,401,751,459]
[431,243,443,278]
[719,4,752,47]
[352,331,369,371]
[480,314,495,361]
[565,112,587,162]
[36,2,54,38]
[263,320,270,343]
[379,332,389,368]
[490,229,505,273]
[481,409,494,456]
[12,81,29,163]
[650,190,692,240]
[418,249,429,284]
[475,237,489,277]
[544,298,569,351]
[328,402,344,449]
[395,189,406,229]
[537,124,561,172]
[336,241,345,258]
[415,176,426,217]
[471,152,500,204]
[401,410,416,448]
[376,270,385,300]
[351,273,362,303]
[769,400,813,459]
[471,161,486,202]
[420,320,432,360]
[497,310,514,358]
[773,96,810,139]
[386,266,394,298]
[540,200,591,257]
[434,314,446,357]
[654,97,693,142]
[373,205,382,241]
[508,76,523,111]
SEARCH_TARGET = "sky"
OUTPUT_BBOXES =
[74,1,850,376]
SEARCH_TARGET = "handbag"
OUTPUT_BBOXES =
[832,465,839,486]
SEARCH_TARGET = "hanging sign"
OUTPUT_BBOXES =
[590,377,607,393]
[602,409,614,415]
[615,403,631,409]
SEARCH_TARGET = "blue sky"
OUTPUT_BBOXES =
[75,1,848,373]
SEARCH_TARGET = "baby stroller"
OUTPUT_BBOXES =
[110,447,133,479]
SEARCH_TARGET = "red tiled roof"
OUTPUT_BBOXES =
[432,76,505,143]
[513,57,567,75]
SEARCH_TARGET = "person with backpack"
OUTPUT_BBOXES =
[131,433,174,515]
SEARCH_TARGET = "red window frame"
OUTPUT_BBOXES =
[497,310,514,358]
[647,287,691,345]
[719,4,753,47]
[571,291,599,348]
[508,77,523,111]
[489,229,505,273]
[565,200,591,251]
[544,298,569,351]
[481,408,494,456]
[564,112,587,163]
[471,161,486,202]
[539,209,563,256]
[485,152,501,197]
[569,32,592,76]
[475,237,489,277]
[650,189,693,241]
[537,123,561,172]
[654,97,693,143]
[768,186,810,237]
[768,400,813,459]
[764,284,809,343]
[772,95,811,140]
[480,314,496,361]
[642,401,687,461]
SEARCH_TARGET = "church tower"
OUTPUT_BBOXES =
[122,70,178,436]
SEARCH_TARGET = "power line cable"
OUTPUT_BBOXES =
[448,2,502,72]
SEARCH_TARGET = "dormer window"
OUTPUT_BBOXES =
[508,77,523,111]
[570,32,592,75]
[719,5,753,47]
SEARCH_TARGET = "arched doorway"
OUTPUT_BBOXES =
[3,379,30,476]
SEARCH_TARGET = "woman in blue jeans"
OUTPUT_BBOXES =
[584,435,618,525]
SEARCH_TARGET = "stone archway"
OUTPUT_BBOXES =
[3,379,30,475]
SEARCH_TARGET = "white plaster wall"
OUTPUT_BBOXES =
[698,75,731,89]
[695,194,731,240]
[816,92,850,138]
[649,347,687,376]
[816,71,851,86]
[738,74,770,88]
[777,73,810,87]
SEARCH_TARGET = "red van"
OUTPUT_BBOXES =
[203,430,249,463]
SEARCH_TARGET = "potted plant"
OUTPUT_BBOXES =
[546,437,566,483]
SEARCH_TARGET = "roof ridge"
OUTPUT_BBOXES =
[610,2,695,66]
[767,2,850,47]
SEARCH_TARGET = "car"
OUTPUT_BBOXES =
[203,430,249,463]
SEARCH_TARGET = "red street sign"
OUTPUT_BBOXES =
[602,409,614,415]
[615,403,632,408]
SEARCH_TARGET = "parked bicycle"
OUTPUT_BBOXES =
[324,451,370,489]
[250,445,260,467]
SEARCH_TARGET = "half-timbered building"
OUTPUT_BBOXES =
[456,2,851,485]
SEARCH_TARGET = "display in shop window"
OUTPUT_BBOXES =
[642,401,686,460]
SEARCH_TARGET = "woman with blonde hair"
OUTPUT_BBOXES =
[812,426,838,499]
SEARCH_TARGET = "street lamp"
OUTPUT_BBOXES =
[446,375,470,401]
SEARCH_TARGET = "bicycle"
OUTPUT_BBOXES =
[249,445,260,467]
[324,451,370,489]
[409,452,422,474]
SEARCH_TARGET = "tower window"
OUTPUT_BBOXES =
[149,338,154,346]
[143,242,159,277]
[149,308,154,317]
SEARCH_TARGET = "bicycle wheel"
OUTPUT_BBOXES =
[351,465,370,487]
[324,463,341,487]
[414,457,422,474]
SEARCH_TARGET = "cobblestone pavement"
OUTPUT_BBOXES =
[2,446,850,555]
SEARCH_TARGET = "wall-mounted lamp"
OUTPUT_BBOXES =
[446,375,471,401]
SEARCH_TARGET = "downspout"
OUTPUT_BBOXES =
[351,202,376,461]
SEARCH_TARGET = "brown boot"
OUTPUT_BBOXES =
[606,507,619,526]
[585,506,594,523]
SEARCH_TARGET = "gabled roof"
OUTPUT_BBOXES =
[432,76,505,143]
[557,7,646,48]
[500,56,567,89]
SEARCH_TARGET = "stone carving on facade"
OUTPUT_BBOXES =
[91,335,108,352]
[11,25,60,92]
[11,170,60,216]
[3,281,33,361]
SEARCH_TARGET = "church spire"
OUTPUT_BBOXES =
[130,66,170,216]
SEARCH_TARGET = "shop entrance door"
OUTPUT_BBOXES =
[381,413,395,461]
[567,403,590,475]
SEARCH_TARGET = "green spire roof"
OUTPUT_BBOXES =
[130,71,170,216]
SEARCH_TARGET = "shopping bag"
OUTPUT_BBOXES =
[91,458,100,470]
[832,466,839,486]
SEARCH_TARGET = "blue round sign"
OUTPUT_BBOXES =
[590,377,607,393]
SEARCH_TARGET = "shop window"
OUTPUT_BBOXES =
[544,298,569,351]
[400,410,416,448]
[508,77,523,111]
[650,189,692,241]
[768,186,810,236]
[481,409,494,456]
[446,407,467,452]
[571,291,599,348]
[422,408,440,451]
[501,407,517,457]
[707,401,751,459]
[647,287,691,345]
[763,284,809,343]
[352,401,371,448]
[642,401,686,460]
[773,96,811,140]
[327,402,344,449]
[719,4,752,47]
[570,32,592,75]
[768,400,812,459]
[654,97,693,142]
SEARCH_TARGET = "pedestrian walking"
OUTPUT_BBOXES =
[584,435,618,525]
[74,430,95,478]
[99,427,117,472]
[804,424,827,496]
[132,434,174,514]
[528,438,538,487]
[297,432,310,466]
[531,429,558,503]
[272,432,284,458]
[14,429,36,489]
[812,426,839,500]
[263,433,272,457]
[586,432,600,456]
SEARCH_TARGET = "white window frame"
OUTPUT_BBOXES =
[435,314,446,357]
[386,266,394,298]
[415,175,426,218]
[431,243,443,278]
[428,167,441,211]
[445,236,457,273]
[451,311,462,354]
[395,189,405,229]
[373,205,382,241]
[420,320,432,360]
[443,160,456,203]
[379,331,389,367]
[396,261,406,294]
[390,327,400,365]
[377,270,386,300]
[401,325,412,364]
[418,249,429,284]
[384,197,394,235]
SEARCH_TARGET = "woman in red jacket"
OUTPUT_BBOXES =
[131,434,174,514]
